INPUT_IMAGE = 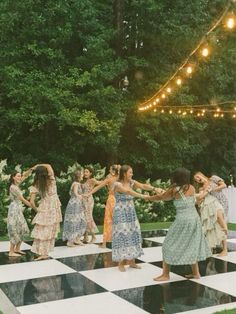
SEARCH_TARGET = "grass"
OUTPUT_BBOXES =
[213,309,236,314]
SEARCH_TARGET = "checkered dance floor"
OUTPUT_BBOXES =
[1,230,236,314]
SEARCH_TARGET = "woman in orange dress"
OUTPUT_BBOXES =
[89,165,120,248]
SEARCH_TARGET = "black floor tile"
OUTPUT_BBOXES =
[113,280,236,314]
[0,272,106,307]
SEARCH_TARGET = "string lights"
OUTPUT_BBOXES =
[148,101,236,119]
[138,0,236,112]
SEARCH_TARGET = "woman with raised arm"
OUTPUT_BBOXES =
[88,164,120,248]
[112,165,151,272]
[30,164,62,260]
[7,166,37,256]
[194,172,228,218]
[146,168,212,281]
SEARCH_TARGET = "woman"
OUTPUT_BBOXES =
[88,164,120,248]
[194,172,229,218]
[82,166,101,243]
[112,165,155,272]
[7,166,37,256]
[147,168,212,281]
[62,169,87,247]
[30,164,62,260]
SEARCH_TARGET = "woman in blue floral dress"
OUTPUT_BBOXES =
[62,170,87,246]
[147,168,212,281]
[112,165,156,272]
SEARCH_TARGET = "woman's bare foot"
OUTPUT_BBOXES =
[74,240,85,246]
[67,241,77,247]
[129,263,142,269]
[98,243,106,248]
[153,274,170,281]
[9,252,21,257]
[218,251,227,257]
[34,255,49,261]
[185,274,200,279]
[14,250,26,255]
[89,236,96,244]
[118,264,126,272]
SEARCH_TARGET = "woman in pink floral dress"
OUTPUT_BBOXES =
[30,164,62,260]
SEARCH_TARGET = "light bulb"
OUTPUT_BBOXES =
[201,47,209,57]
[176,78,182,85]
[226,17,235,29]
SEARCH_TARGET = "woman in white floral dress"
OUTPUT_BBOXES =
[7,167,37,257]
[30,164,62,260]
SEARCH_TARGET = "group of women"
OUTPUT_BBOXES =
[7,163,228,280]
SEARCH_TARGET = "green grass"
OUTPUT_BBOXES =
[213,309,236,314]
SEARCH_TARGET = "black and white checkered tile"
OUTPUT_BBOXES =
[1,230,236,314]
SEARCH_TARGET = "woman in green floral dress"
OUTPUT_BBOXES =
[147,168,212,281]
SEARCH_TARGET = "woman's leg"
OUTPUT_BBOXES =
[154,261,170,281]
[9,242,20,257]
[191,263,201,279]
[129,258,142,269]
[118,260,126,272]
[14,241,26,255]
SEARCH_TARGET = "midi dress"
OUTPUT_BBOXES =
[82,180,98,233]
[162,190,212,265]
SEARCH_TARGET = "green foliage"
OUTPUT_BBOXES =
[0,0,235,180]
[0,159,175,237]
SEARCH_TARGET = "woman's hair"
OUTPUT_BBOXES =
[73,169,82,182]
[84,166,94,178]
[193,171,208,181]
[119,165,131,181]
[110,164,120,176]
[33,166,49,197]
[8,171,19,194]
[171,168,190,192]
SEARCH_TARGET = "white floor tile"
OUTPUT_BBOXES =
[49,244,111,259]
[144,236,165,244]
[138,246,163,263]
[227,238,236,244]
[191,271,236,297]
[214,251,236,264]
[176,301,236,314]
[0,241,31,252]
[17,292,149,314]
[0,259,75,283]
[80,263,185,291]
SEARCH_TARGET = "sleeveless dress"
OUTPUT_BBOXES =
[30,178,62,255]
[162,190,212,265]
[82,180,98,233]
[209,175,229,217]
[7,184,29,245]
[62,183,87,241]
[103,187,116,242]
[199,194,226,249]
[112,181,143,262]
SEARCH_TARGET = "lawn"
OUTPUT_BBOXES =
[214,309,236,314]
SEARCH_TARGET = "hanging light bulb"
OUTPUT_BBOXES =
[226,17,235,29]
[190,109,193,114]
[201,47,210,57]
[161,93,166,99]
[156,98,160,103]
[217,108,221,112]
[186,66,193,74]
[169,110,173,114]
[161,109,165,113]
[154,109,157,112]
[167,87,171,93]
[233,114,236,118]
[221,113,224,117]
[176,78,182,85]
[178,109,182,114]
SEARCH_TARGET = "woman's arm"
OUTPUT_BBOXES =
[30,192,38,212]
[21,165,38,182]
[133,180,157,192]
[115,184,148,199]
[72,182,82,199]
[213,180,227,192]
[38,164,54,177]
[146,188,174,201]
[89,178,109,195]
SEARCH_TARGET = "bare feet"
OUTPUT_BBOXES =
[129,263,142,269]
[14,250,26,255]
[98,243,106,248]
[34,255,49,261]
[185,274,201,279]
[153,274,170,281]
[118,265,126,272]
[74,240,85,246]
[67,241,77,247]
[217,251,227,257]
[9,252,21,257]
[89,236,96,244]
